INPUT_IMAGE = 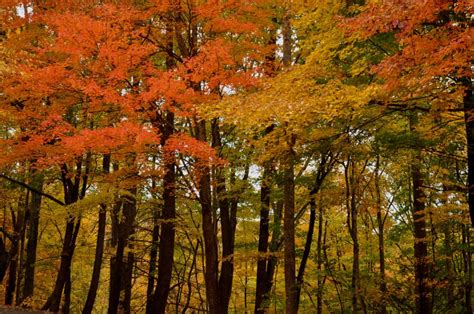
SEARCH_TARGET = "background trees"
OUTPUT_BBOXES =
[0,0,472,313]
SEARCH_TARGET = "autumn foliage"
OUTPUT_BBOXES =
[0,0,472,313]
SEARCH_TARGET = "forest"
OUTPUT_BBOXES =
[0,0,472,313]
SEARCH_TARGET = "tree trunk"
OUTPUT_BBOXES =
[295,198,316,310]
[82,154,110,314]
[375,155,387,313]
[255,162,272,313]
[145,219,159,314]
[196,120,220,314]
[345,158,366,314]
[22,171,43,301]
[15,191,28,305]
[149,111,176,314]
[316,201,324,314]
[462,224,472,313]
[295,152,333,310]
[43,158,89,312]
[211,119,238,314]
[410,118,432,314]
[5,190,27,305]
[283,147,297,314]
[108,181,137,314]
[463,83,474,226]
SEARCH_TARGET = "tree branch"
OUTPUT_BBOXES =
[0,174,65,206]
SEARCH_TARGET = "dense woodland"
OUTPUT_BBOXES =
[0,0,472,313]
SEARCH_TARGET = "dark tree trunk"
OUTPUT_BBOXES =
[62,266,71,314]
[461,224,472,313]
[82,154,110,314]
[410,119,432,314]
[123,251,134,314]
[316,201,325,314]
[108,180,137,314]
[146,23,177,313]
[344,158,366,314]
[295,152,333,309]
[349,165,360,313]
[22,172,43,301]
[145,220,159,314]
[375,155,387,314]
[15,191,28,305]
[196,120,220,314]
[442,220,454,309]
[283,147,297,314]
[108,235,125,314]
[212,119,238,314]
[43,157,89,312]
[5,190,27,305]
[295,199,316,310]
[463,83,474,226]
[255,162,272,313]
[256,198,283,313]
[149,111,176,314]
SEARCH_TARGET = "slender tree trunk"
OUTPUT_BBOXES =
[108,183,137,314]
[295,153,332,309]
[254,21,277,314]
[410,117,432,314]
[196,120,220,314]
[316,201,324,314]
[258,199,283,313]
[345,160,360,313]
[43,157,89,312]
[108,231,125,314]
[345,158,366,314]
[283,147,297,314]
[82,154,110,314]
[211,119,239,314]
[463,83,474,226]
[145,219,159,314]
[442,220,454,308]
[295,198,316,310]
[150,112,176,314]
[15,190,28,305]
[5,190,27,305]
[42,218,80,312]
[281,9,297,313]
[255,162,272,313]
[62,267,71,314]
[462,224,472,313]
[375,155,387,314]
[123,251,134,314]
[22,171,43,301]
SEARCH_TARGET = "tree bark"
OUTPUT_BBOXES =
[316,201,325,314]
[463,82,474,226]
[196,120,220,314]
[255,161,272,313]
[145,218,159,314]
[149,111,176,314]
[5,189,27,305]
[410,118,432,314]
[22,171,43,302]
[211,119,238,314]
[295,198,316,310]
[82,154,110,314]
[283,146,297,314]
[461,224,472,313]
[375,155,387,314]
[43,157,89,312]
[108,165,137,314]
